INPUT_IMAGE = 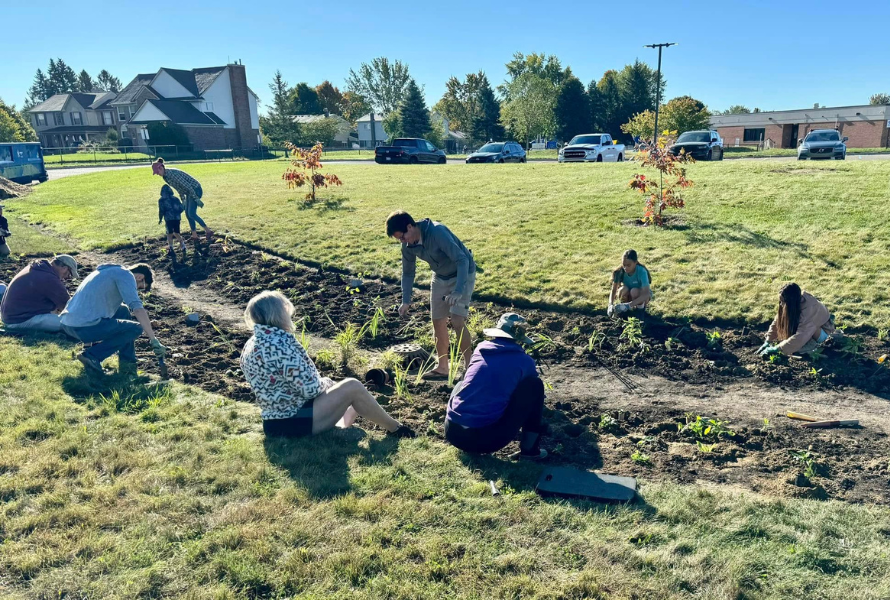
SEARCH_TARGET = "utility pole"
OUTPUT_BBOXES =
[369,112,377,147]
[644,42,676,146]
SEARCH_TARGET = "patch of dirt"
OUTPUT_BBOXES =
[5,237,890,503]
[0,177,32,200]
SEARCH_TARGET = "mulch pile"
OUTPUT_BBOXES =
[0,177,31,200]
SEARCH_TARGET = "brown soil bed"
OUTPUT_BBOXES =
[0,176,32,200]
[5,239,890,503]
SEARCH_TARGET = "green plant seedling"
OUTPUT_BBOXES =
[631,450,651,465]
[790,450,818,479]
[878,328,888,342]
[809,367,822,379]
[532,334,557,354]
[334,323,362,366]
[377,350,401,372]
[620,317,646,350]
[393,364,410,400]
[447,330,465,387]
[598,414,618,431]
[763,418,772,430]
[706,330,722,349]
[696,441,717,453]
[314,348,337,371]
[414,354,439,385]
[209,323,237,354]
[587,331,607,352]
[664,337,681,351]
[363,307,385,339]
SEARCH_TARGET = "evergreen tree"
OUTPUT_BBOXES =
[587,80,605,132]
[398,79,431,138]
[269,70,290,116]
[25,69,49,108]
[468,77,504,143]
[596,70,622,137]
[96,70,122,92]
[47,58,78,96]
[616,60,661,125]
[77,70,94,92]
[555,76,591,142]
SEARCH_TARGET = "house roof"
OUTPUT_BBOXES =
[112,74,157,105]
[160,68,201,97]
[357,113,387,122]
[88,92,117,110]
[129,99,224,126]
[38,125,111,133]
[193,66,227,94]
[31,93,107,113]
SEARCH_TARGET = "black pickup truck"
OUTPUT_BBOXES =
[375,138,447,164]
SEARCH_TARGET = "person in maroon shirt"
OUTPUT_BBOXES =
[1,255,78,333]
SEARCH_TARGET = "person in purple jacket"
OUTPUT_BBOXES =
[444,313,548,460]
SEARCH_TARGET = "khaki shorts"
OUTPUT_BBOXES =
[430,271,476,320]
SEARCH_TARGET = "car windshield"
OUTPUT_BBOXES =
[676,132,710,143]
[569,135,601,145]
[393,139,417,147]
[806,131,840,143]
[478,143,504,153]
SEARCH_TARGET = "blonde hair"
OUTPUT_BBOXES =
[244,291,294,331]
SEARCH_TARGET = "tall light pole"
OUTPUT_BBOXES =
[644,42,675,146]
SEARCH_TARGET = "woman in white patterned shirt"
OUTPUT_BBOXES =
[240,291,414,438]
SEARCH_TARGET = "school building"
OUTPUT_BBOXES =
[709,104,890,149]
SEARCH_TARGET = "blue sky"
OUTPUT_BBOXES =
[4,0,888,114]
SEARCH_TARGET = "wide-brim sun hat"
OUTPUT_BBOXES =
[484,312,535,345]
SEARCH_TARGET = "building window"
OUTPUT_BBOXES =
[121,126,128,138]
[71,112,83,126]
[54,113,65,126]
[36,113,46,126]
[743,128,765,142]
[102,111,114,125]
[118,107,129,121]
[140,128,150,141]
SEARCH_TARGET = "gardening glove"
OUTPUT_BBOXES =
[150,338,169,359]
[759,344,781,357]
[607,304,615,317]
[444,292,463,308]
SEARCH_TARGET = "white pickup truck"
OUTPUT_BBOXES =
[558,133,625,163]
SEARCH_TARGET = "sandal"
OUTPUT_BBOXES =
[421,370,448,381]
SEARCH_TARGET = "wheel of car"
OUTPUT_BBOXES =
[718,149,724,161]
[706,149,713,161]
[409,156,418,164]
[498,159,504,163]
[798,156,806,161]
[520,157,526,163]
[617,153,623,162]
[596,154,603,162]
[438,157,446,164]
[837,154,846,160]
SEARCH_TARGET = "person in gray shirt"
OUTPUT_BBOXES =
[386,210,476,380]
[61,263,167,375]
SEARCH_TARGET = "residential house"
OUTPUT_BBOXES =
[356,113,387,148]
[29,92,118,148]
[116,63,261,151]
[292,113,352,145]
[431,112,468,154]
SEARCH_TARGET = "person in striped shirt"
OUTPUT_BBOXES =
[152,158,213,242]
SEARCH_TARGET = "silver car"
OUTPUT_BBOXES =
[798,129,847,160]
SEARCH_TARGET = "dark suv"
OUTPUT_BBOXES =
[669,130,724,161]
[466,141,527,163]
[375,138,447,164]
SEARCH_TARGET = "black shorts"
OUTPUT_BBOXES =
[165,220,181,234]
[262,398,314,438]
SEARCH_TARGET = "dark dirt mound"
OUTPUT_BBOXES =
[7,239,890,503]
[0,177,31,200]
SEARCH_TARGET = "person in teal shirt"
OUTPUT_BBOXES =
[608,249,652,317]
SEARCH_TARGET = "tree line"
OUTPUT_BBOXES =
[26,58,123,108]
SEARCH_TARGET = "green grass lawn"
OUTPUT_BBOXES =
[43,151,153,165]
[723,147,890,158]
[15,159,890,327]
[2,335,889,598]
[303,149,560,161]
[1,216,75,258]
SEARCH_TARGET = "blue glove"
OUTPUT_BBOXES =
[759,344,781,357]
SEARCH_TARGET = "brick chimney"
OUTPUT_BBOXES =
[228,63,257,150]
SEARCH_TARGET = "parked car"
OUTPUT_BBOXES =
[375,138,447,164]
[558,134,625,163]
[465,142,526,163]
[798,129,847,160]
[0,142,47,183]
[669,130,724,161]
